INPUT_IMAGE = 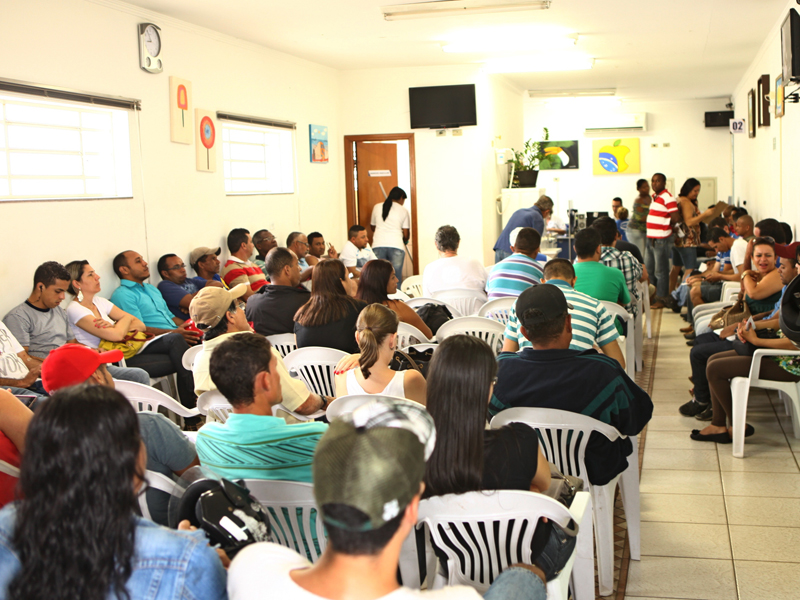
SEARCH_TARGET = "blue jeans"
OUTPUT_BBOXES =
[108,365,150,386]
[495,249,512,264]
[484,567,548,600]
[127,333,196,409]
[627,228,646,259]
[373,247,406,284]
[646,235,673,299]
[671,246,698,270]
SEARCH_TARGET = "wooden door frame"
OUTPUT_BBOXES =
[344,133,418,275]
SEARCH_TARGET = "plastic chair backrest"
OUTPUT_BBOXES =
[477,297,516,325]
[267,333,297,358]
[139,470,177,522]
[181,345,204,371]
[401,275,424,298]
[196,389,233,423]
[243,479,327,562]
[417,490,576,594]
[325,394,408,421]
[432,288,488,317]
[397,322,431,349]
[491,407,622,482]
[115,380,200,418]
[435,317,506,356]
[405,297,463,318]
[282,347,348,398]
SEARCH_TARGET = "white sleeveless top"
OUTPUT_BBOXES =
[345,368,406,398]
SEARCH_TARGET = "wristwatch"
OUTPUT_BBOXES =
[320,395,329,410]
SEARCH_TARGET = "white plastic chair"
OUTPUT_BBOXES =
[405,297,462,318]
[267,333,297,358]
[114,380,200,427]
[730,348,800,458]
[138,470,177,522]
[196,389,233,423]
[721,281,740,302]
[397,322,432,349]
[243,479,327,562]
[600,302,635,380]
[282,347,348,398]
[325,394,408,421]
[401,275,424,298]
[119,356,179,400]
[436,317,506,356]
[181,344,204,371]
[491,408,641,597]
[639,280,652,339]
[477,297,516,325]
[432,288,488,317]
[416,490,594,600]
[407,343,438,353]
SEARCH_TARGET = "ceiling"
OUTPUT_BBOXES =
[123,0,788,100]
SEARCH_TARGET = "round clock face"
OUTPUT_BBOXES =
[144,25,161,56]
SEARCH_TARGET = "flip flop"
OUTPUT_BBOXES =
[690,429,732,443]
[744,424,755,437]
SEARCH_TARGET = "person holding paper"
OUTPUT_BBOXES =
[669,178,717,295]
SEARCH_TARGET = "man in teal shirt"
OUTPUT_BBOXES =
[572,228,630,334]
[196,333,326,482]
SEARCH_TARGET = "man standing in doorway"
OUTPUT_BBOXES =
[493,195,553,263]
[645,173,678,308]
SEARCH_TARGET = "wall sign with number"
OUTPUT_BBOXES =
[729,119,745,134]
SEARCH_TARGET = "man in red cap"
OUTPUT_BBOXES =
[41,344,198,525]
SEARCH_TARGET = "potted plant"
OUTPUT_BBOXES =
[509,127,549,187]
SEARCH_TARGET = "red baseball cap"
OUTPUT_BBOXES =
[775,242,800,261]
[41,344,124,393]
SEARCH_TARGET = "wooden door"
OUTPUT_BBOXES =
[354,142,398,246]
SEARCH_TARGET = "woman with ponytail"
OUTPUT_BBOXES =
[334,303,426,405]
[370,186,410,284]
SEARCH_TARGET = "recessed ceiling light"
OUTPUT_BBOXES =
[382,0,551,21]
[484,55,594,73]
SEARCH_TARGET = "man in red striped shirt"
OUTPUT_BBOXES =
[221,228,268,302]
[645,173,678,307]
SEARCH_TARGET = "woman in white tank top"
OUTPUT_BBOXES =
[334,304,426,405]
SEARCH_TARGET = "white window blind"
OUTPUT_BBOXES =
[220,115,295,195]
[0,92,133,201]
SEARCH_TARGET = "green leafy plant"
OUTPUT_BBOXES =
[509,127,550,171]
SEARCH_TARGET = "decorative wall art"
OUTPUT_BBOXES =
[309,124,328,163]
[776,75,785,118]
[538,140,579,170]
[195,109,216,172]
[591,138,640,175]
[169,76,193,144]
[758,74,771,127]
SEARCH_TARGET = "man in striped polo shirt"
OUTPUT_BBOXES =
[485,227,544,300]
[501,258,625,369]
[645,172,678,307]
[221,228,268,302]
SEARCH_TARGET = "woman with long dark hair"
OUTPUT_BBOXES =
[0,384,226,600]
[355,259,432,339]
[423,335,550,498]
[669,178,717,294]
[294,259,367,353]
[370,186,410,284]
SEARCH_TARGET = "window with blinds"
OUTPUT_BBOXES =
[0,93,133,201]
[220,117,295,195]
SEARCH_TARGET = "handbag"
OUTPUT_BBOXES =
[390,347,434,378]
[98,330,153,359]
[542,463,584,508]
[708,299,751,330]
[414,303,453,336]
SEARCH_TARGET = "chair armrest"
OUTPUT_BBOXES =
[567,490,591,524]
[750,349,800,381]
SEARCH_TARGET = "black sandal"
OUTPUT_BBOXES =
[690,429,732,443]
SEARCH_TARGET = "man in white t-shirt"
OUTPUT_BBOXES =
[227,399,548,600]
[0,321,45,405]
[422,225,487,297]
[729,214,755,272]
[339,225,378,280]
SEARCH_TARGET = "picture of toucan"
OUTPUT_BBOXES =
[539,141,579,170]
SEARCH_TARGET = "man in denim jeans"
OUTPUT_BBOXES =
[645,173,678,308]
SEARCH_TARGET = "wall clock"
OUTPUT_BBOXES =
[138,23,162,74]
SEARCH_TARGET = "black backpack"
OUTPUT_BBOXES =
[414,303,453,335]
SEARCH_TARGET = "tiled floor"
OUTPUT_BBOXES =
[625,310,800,600]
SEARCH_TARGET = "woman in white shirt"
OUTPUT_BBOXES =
[370,186,410,284]
[334,303,426,405]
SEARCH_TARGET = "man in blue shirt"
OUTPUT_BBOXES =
[493,195,553,263]
[189,246,227,289]
[157,253,222,320]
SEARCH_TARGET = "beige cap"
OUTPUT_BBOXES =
[190,246,221,267]
[189,283,248,329]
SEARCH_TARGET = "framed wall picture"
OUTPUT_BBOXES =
[169,76,193,144]
[757,74,770,127]
[747,89,756,138]
[776,75,785,118]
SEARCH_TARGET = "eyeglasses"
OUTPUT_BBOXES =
[236,301,246,311]
[165,263,186,271]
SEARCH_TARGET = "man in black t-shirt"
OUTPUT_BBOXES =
[245,248,310,337]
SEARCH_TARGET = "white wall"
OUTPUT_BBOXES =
[0,0,341,316]
[523,98,733,221]
[732,0,800,235]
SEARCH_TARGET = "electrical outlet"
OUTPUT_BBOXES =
[651,143,658,148]
[663,142,671,148]
[452,129,462,136]
[436,129,446,137]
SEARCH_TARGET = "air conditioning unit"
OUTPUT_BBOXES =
[584,113,647,134]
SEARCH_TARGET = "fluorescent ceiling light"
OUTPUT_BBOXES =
[528,88,615,97]
[382,0,551,21]
[443,34,577,53]
[484,55,594,73]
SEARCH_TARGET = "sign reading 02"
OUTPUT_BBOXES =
[138,23,162,74]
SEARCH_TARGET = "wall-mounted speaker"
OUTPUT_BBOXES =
[705,110,734,127]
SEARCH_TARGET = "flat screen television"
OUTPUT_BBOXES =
[409,84,477,129]
[781,8,800,82]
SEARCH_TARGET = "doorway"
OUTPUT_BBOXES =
[344,134,419,276]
